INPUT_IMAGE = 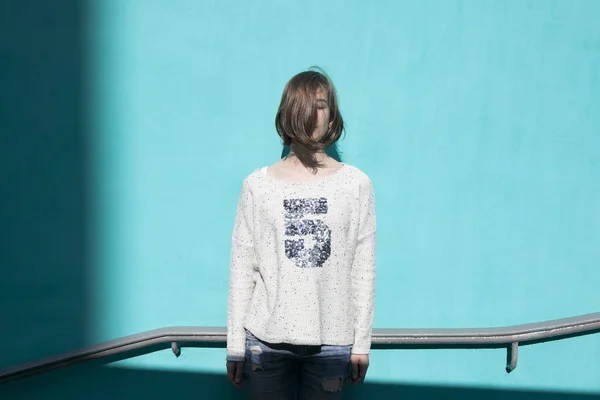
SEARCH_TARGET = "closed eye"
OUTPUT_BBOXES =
[316,100,329,109]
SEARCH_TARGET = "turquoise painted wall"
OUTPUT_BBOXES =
[2,0,599,398]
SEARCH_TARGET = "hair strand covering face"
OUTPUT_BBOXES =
[275,67,344,173]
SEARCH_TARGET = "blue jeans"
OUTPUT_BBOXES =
[244,330,352,399]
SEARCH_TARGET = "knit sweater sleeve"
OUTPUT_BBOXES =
[350,177,377,355]
[226,178,257,361]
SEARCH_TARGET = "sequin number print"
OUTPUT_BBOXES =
[283,198,331,268]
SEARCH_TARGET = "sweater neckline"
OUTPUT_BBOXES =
[260,163,347,186]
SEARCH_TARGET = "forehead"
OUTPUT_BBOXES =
[315,88,328,100]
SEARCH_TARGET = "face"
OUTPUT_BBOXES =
[313,89,332,141]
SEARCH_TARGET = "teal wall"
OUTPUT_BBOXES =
[0,0,89,372]
[2,0,599,398]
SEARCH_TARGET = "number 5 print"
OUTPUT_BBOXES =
[283,198,331,268]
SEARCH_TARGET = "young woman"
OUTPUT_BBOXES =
[226,68,376,399]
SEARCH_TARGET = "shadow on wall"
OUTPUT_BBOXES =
[0,0,89,369]
[1,366,597,400]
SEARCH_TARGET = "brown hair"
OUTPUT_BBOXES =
[275,67,344,173]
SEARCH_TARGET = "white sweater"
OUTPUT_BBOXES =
[226,163,376,361]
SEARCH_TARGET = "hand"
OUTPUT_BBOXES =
[350,354,369,385]
[226,360,245,388]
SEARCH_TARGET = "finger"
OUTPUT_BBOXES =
[235,362,244,385]
[351,360,359,381]
[227,363,241,388]
[358,362,368,384]
[226,364,235,385]
[352,360,368,385]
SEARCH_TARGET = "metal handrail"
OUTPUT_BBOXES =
[1,312,599,384]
